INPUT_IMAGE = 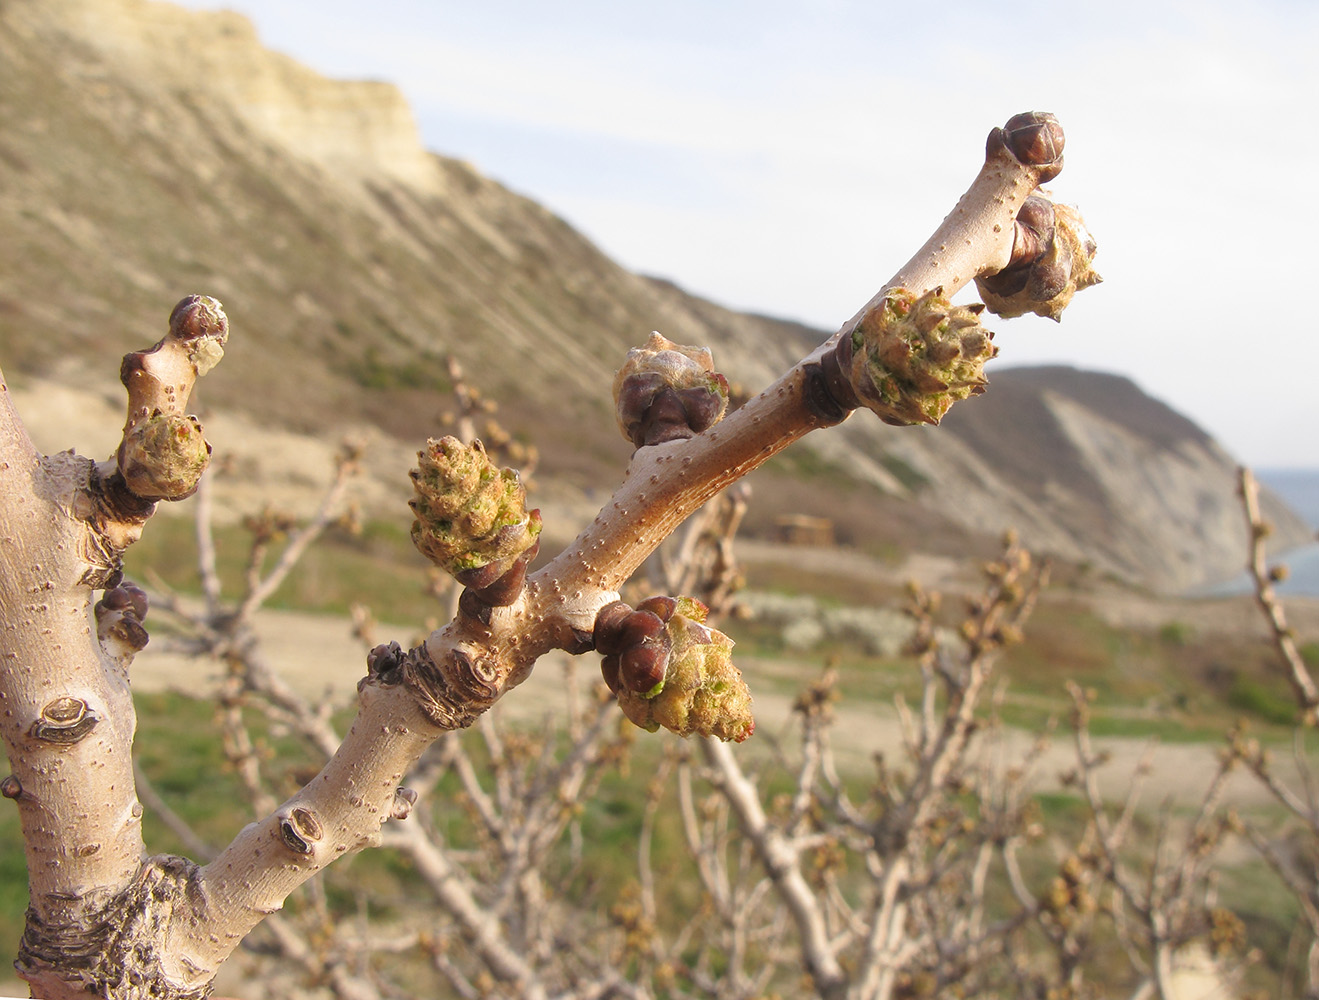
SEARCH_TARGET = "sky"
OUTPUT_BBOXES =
[172,0,1319,468]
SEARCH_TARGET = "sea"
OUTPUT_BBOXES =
[1195,468,1319,598]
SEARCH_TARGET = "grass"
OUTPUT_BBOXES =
[0,677,1308,995]
[8,513,1314,992]
[123,512,442,624]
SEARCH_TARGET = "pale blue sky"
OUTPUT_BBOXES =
[172,0,1319,467]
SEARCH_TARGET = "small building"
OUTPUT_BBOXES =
[773,514,835,547]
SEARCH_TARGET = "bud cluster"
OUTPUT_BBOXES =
[409,436,541,596]
[118,411,211,501]
[838,287,997,426]
[977,196,1101,321]
[596,596,754,743]
[613,333,730,448]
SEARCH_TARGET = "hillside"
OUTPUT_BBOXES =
[0,0,1308,591]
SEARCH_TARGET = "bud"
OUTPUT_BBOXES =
[615,596,754,743]
[118,411,211,501]
[409,436,541,583]
[841,287,997,426]
[1000,111,1065,181]
[613,333,730,447]
[167,294,229,375]
[977,198,1101,321]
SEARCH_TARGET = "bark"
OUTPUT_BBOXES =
[0,115,1081,998]
[0,376,151,998]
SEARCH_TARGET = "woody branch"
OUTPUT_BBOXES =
[0,111,1096,999]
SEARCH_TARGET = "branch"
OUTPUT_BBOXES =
[1238,466,1319,717]
[702,737,848,999]
[0,296,227,999]
[3,111,1097,998]
[546,115,1070,603]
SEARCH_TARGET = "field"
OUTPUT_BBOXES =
[3,504,1316,996]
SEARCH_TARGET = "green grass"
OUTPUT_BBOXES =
[122,511,1310,751]
[123,512,442,624]
[6,513,1309,992]
[0,811,27,978]
[0,679,1309,995]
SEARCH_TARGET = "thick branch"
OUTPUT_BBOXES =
[0,112,1084,997]
[0,298,226,999]
[151,115,1073,980]
[0,368,146,960]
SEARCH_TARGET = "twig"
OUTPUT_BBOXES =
[1239,467,1319,716]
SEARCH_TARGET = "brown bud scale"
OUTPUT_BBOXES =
[613,333,730,448]
[977,197,1101,321]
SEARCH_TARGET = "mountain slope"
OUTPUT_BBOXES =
[0,0,1307,590]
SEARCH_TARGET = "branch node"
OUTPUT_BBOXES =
[390,787,418,821]
[30,697,99,746]
[278,806,324,856]
[802,360,855,425]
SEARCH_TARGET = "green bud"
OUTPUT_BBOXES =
[409,436,541,581]
[617,597,755,743]
[846,287,997,426]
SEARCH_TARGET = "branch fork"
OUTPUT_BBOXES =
[0,111,1100,999]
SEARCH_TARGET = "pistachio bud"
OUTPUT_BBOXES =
[1000,111,1065,182]
[595,602,670,693]
[614,333,730,448]
[840,287,997,426]
[118,411,211,501]
[977,197,1101,321]
[167,294,229,375]
[409,436,541,585]
[615,596,754,743]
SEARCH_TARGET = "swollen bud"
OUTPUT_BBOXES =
[118,411,211,501]
[614,333,730,448]
[409,436,541,585]
[1000,111,1065,182]
[840,287,997,426]
[977,197,1101,321]
[614,596,754,743]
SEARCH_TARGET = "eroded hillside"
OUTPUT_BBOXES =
[0,0,1306,589]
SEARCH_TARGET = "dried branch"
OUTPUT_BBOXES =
[1239,466,1319,717]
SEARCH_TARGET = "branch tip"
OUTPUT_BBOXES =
[998,111,1065,181]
